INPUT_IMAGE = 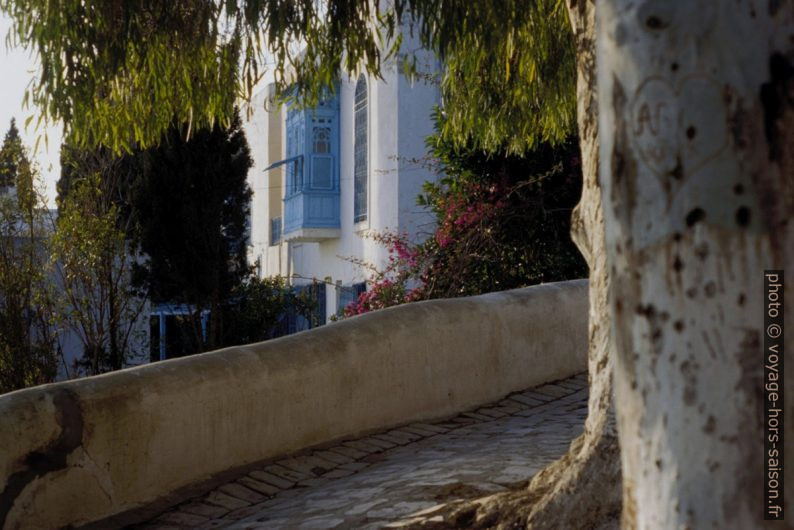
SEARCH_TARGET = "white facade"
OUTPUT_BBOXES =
[244,48,441,321]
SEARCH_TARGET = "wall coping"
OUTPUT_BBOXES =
[0,279,588,529]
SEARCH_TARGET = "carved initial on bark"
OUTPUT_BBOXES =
[631,75,729,195]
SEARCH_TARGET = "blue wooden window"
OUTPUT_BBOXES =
[285,107,305,196]
[311,118,333,189]
[270,216,282,245]
[354,75,368,223]
[285,282,326,332]
[313,123,331,153]
[281,87,341,236]
[336,281,367,314]
[354,281,367,297]
[150,304,209,361]
[284,93,339,195]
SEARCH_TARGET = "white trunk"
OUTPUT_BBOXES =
[567,0,614,454]
[520,0,623,525]
[597,1,793,527]
[409,3,625,527]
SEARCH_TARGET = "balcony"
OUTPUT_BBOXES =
[281,88,341,242]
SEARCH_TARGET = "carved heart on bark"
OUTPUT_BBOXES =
[630,75,728,188]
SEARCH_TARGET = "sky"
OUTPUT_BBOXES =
[0,13,281,209]
[0,14,62,207]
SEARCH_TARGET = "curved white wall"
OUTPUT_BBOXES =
[0,280,588,529]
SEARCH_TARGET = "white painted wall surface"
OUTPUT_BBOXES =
[397,47,441,240]
[0,281,588,529]
[244,53,441,321]
[242,90,272,274]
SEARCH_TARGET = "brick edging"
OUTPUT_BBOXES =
[137,373,588,529]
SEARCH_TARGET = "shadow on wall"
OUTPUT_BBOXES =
[0,279,588,529]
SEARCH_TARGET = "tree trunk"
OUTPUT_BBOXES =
[411,2,623,528]
[597,1,793,526]
[515,0,623,526]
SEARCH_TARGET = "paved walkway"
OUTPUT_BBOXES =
[139,373,588,529]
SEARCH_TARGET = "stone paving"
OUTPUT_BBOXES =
[138,373,588,529]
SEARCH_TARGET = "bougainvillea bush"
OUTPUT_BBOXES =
[342,110,587,318]
[341,232,424,317]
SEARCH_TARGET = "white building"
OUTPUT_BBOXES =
[244,44,441,322]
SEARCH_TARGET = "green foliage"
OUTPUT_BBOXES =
[0,118,22,188]
[340,111,587,317]
[415,0,576,152]
[59,112,260,356]
[0,0,385,151]
[124,111,253,352]
[223,275,317,345]
[51,171,146,375]
[58,144,140,211]
[416,111,587,297]
[0,127,58,392]
[0,197,58,393]
[0,118,36,212]
[1,0,575,154]
[2,1,241,152]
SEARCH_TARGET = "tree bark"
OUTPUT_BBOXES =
[527,0,621,528]
[516,0,623,526]
[410,1,624,528]
[597,0,793,526]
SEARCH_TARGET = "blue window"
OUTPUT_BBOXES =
[336,281,367,314]
[285,107,305,195]
[285,282,326,332]
[354,75,368,223]
[270,216,282,246]
[280,87,341,239]
[149,304,209,361]
[311,119,333,189]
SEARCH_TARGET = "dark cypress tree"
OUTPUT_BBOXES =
[130,111,253,353]
[0,119,30,194]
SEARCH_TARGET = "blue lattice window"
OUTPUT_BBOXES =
[285,107,305,195]
[278,86,341,237]
[270,217,282,245]
[354,75,368,223]
[311,118,333,189]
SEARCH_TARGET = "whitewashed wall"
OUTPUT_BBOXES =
[242,90,272,274]
[0,281,588,529]
[243,47,441,321]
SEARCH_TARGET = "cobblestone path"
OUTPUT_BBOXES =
[139,373,588,529]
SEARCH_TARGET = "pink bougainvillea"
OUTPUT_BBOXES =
[341,179,514,317]
[339,138,586,318]
[342,231,422,317]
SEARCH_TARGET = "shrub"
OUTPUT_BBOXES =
[340,110,587,317]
